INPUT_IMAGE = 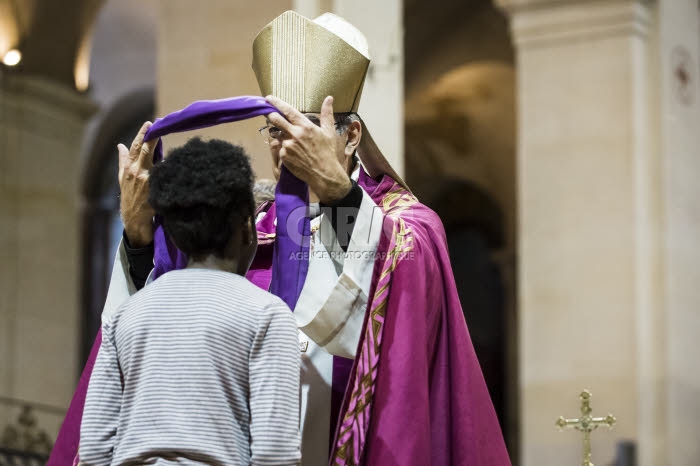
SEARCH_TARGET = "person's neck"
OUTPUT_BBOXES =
[187,255,239,274]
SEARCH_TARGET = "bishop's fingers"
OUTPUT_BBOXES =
[265,95,311,127]
[266,111,294,134]
[129,121,152,160]
[319,96,335,130]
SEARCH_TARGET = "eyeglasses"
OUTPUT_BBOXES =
[258,125,283,144]
[259,117,343,144]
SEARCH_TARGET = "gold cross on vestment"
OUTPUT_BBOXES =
[556,390,616,466]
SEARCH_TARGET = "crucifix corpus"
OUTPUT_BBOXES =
[555,389,616,466]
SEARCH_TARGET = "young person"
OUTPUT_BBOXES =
[79,137,301,466]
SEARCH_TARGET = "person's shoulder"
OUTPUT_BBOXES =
[377,193,449,270]
[262,295,293,317]
[123,270,180,306]
[256,289,293,319]
[206,271,287,309]
[407,202,445,236]
[235,284,294,331]
[107,274,171,328]
[114,279,158,312]
[381,190,446,240]
[259,298,296,334]
[368,179,441,226]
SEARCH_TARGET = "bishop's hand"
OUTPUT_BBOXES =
[265,95,352,204]
[118,121,157,247]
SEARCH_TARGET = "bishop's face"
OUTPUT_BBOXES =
[264,113,355,183]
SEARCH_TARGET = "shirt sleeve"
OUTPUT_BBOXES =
[248,302,301,466]
[79,321,123,466]
[122,231,154,290]
[101,239,138,323]
[294,188,384,358]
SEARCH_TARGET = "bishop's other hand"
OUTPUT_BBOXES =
[118,121,157,247]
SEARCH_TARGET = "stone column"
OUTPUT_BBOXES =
[496,1,655,465]
[500,0,700,464]
[334,0,404,176]
[0,75,96,436]
[654,2,700,465]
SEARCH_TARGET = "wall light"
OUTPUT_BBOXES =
[2,49,21,66]
[74,32,92,92]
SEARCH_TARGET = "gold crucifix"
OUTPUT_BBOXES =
[555,390,616,466]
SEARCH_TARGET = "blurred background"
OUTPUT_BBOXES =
[0,1,698,465]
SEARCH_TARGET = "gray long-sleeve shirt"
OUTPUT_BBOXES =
[79,268,301,466]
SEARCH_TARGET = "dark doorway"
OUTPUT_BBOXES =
[80,88,154,365]
[421,178,507,427]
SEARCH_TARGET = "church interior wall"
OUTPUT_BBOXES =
[155,0,294,182]
[1,1,699,464]
[0,75,97,448]
[656,1,700,463]
[517,21,643,466]
[0,0,156,449]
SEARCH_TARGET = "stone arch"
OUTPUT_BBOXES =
[79,87,154,362]
[0,0,106,89]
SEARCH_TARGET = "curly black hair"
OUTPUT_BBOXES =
[148,137,255,260]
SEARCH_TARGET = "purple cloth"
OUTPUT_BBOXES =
[145,96,277,143]
[142,95,310,311]
[46,329,102,466]
[269,165,310,310]
[143,96,281,280]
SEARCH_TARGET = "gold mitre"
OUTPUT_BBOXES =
[252,11,371,113]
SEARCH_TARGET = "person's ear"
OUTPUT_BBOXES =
[236,215,258,276]
[243,216,255,245]
[344,120,362,158]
